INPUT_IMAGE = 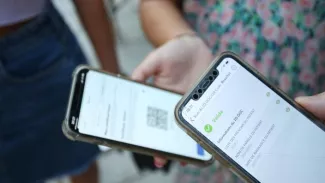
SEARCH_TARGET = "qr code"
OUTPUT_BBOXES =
[147,106,168,130]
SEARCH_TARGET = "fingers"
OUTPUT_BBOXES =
[131,52,160,82]
[153,157,167,168]
[295,92,325,120]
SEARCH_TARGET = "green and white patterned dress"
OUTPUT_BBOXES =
[176,0,325,182]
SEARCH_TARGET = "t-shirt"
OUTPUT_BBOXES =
[0,0,46,26]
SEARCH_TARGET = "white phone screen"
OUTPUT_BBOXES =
[77,70,212,161]
[182,57,325,183]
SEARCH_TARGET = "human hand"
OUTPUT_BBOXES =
[295,92,325,120]
[132,34,213,94]
[132,34,213,168]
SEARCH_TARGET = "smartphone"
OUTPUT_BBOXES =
[62,65,213,165]
[175,52,325,183]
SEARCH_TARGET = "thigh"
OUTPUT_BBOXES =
[0,49,99,183]
[0,3,99,182]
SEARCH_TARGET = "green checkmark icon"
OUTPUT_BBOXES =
[204,124,213,133]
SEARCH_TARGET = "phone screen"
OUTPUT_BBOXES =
[73,70,212,161]
[181,56,325,182]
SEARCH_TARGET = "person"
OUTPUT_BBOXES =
[134,0,325,182]
[0,1,118,183]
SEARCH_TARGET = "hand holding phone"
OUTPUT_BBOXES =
[62,66,213,165]
[175,52,325,183]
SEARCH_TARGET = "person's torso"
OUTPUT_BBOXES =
[183,0,325,97]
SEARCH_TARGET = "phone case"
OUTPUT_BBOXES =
[174,51,325,183]
[174,52,252,182]
[62,65,214,167]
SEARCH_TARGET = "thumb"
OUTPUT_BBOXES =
[295,92,325,120]
[131,52,161,82]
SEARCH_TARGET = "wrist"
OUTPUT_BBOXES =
[174,32,210,49]
[174,31,197,39]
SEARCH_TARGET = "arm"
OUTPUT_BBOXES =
[139,0,194,47]
[74,0,119,73]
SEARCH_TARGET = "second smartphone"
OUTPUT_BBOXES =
[175,52,325,183]
[62,66,213,165]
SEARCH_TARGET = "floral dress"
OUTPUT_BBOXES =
[176,0,325,182]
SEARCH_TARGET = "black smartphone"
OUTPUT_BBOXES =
[175,52,325,183]
[62,65,213,165]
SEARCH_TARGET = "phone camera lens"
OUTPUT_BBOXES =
[209,76,214,80]
[213,71,218,76]
[198,89,203,94]
[193,94,199,100]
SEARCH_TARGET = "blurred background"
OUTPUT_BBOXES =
[48,0,178,183]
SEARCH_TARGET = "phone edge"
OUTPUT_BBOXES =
[62,65,90,141]
[62,65,213,166]
[174,51,263,183]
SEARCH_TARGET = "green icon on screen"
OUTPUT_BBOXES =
[204,124,213,133]
[266,92,270,97]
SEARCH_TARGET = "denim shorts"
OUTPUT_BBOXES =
[0,3,99,183]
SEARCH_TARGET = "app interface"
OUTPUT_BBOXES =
[78,71,212,161]
[182,57,325,183]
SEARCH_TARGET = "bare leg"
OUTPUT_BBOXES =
[70,162,98,183]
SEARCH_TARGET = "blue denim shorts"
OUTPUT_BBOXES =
[0,3,99,183]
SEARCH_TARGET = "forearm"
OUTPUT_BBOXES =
[140,0,194,47]
[74,0,119,73]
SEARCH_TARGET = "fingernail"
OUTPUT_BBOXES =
[295,96,308,102]
[296,92,325,102]
[296,96,317,103]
